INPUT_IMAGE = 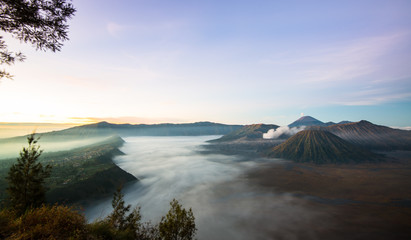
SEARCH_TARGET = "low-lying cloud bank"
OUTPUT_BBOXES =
[84,136,327,239]
[263,126,306,139]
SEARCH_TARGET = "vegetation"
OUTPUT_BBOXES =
[0,0,76,79]
[159,199,196,240]
[5,133,51,214]
[0,136,136,204]
[1,133,197,240]
[0,194,197,239]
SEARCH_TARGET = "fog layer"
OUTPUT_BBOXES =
[85,136,327,239]
[0,137,110,160]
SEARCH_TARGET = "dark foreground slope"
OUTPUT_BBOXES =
[313,120,411,151]
[268,130,381,164]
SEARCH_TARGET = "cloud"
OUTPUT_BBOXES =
[334,90,411,106]
[84,136,326,239]
[107,22,128,37]
[263,32,409,84]
[69,116,186,124]
[390,126,411,131]
[263,126,305,139]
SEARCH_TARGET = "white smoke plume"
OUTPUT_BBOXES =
[263,126,306,139]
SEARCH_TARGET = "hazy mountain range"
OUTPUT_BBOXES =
[208,116,411,164]
[288,116,351,127]
[1,116,410,164]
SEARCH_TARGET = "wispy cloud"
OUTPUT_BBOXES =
[261,31,410,84]
[106,22,129,37]
[69,116,187,124]
[107,20,187,39]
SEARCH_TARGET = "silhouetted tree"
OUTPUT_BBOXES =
[6,133,52,214]
[105,187,159,239]
[0,0,76,79]
[159,199,196,240]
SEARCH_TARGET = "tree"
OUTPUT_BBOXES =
[108,187,142,232]
[104,187,157,239]
[159,199,197,240]
[0,0,76,79]
[6,133,52,214]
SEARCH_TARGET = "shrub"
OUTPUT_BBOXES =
[10,205,87,240]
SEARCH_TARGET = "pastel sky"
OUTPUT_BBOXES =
[1,0,410,127]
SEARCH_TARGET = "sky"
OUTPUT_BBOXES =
[1,0,411,127]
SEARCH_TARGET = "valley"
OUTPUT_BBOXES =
[244,151,411,239]
[1,117,410,239]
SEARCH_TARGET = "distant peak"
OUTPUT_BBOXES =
[288,116,324,127]
[298,116,317,120]
[355,120,375,126]
[92,121,113,127]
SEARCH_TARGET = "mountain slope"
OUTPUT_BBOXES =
[313,120,411,150]
[210,124,279,142]
[0,122,243,143]
[288,116,325,127]
[53,121,243,137]
[267,130,381,164]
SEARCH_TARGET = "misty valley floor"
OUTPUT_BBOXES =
[84,137,411,240]
[244,151,411,240]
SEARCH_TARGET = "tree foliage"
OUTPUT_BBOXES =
[9,204,86,240]
[6,133,52,214]
[1,187,197,239]
[0,0,76,79]
[98,187,160,240]
[159,199,197,240]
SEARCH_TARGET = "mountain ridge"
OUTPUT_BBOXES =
[267,130,382,164]
[311,120,411,150]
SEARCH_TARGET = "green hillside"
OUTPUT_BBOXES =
[267,130,382,164]
[0,136,137,204]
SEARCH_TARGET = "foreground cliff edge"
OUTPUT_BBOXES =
[0,136,137,205]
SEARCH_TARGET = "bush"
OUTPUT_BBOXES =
[10,205,87,240]
[0,208,17,239]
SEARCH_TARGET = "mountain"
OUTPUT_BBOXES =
[288,116,325,127]
[210,124,279,142]
[267,130,381,164]
[324,121,337,126]
[0,121,243,142]
[314,120,411,151]
[54,121,243,137]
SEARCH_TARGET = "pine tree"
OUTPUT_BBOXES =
[159,199,196,240]
[0,0,76,79]
[6,133,51,214]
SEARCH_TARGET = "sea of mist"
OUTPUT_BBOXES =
[0,137,110,160]
[85,136,329,239]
